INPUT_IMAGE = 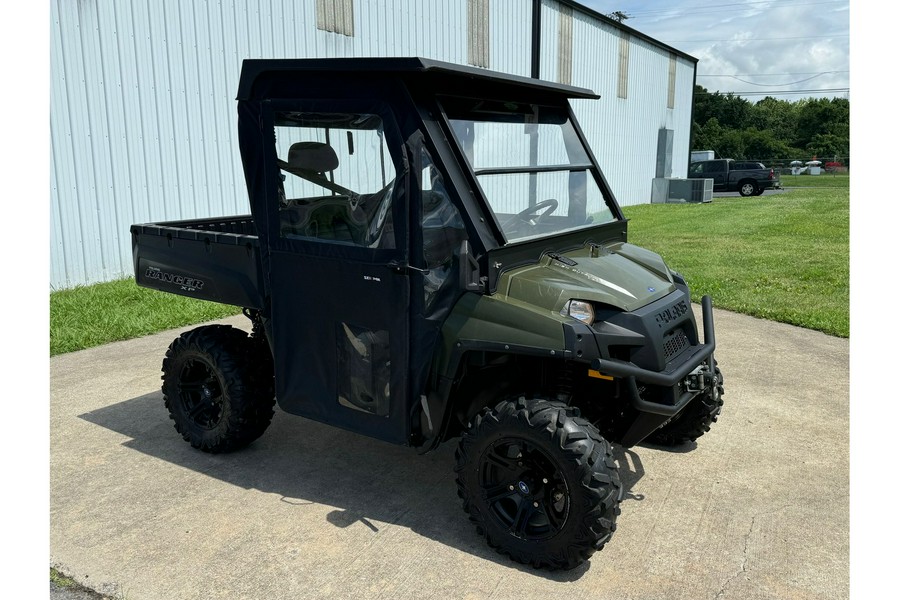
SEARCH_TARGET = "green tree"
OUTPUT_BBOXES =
[692,117,747,159]
[806,133,849,159]
[742,128,797,161]
[691,87,848,163]
[794,98,849,150]
[693,85,752,130]
[747,96,799,147]
[692,116,724,153]
[716,128,747,159]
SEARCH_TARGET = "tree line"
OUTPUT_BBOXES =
[691,85,850,165]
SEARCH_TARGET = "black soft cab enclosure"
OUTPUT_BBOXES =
[232,58,611,444]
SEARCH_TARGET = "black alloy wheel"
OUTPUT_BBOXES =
[176,357,225,430]
[478,438,570,541]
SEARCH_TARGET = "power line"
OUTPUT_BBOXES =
[664,33,848,43]
[695,88,849,96]
[699,70,849,77]
[639,5,845,19]
[708,73,846,87]
[628,0,847,18]
[629,0,843,14]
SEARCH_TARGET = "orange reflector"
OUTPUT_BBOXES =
[588,369,614,381]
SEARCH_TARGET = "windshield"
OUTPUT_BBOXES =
[443,98,616,243]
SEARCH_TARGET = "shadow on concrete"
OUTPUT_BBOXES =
[80,391,652,580]
[612,446,647,502]
[638,440,698,454]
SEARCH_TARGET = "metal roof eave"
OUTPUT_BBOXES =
[559,0,699,65]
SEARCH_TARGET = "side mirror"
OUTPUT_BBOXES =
[459,240,485,292]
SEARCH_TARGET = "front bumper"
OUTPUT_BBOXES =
[591,295,716,407]
[590,295,719,446]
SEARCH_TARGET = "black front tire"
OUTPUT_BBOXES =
[647,366,724,446]
[455,397,622,570]
[162,324,275,453]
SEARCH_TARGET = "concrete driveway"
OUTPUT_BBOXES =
[50,306,848,600]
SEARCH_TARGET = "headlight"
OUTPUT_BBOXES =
[561,300,594,324]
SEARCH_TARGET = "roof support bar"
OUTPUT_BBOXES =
[531,0,541,79]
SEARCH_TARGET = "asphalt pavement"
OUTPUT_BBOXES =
[712,188,787,198]
[50,305,848,600]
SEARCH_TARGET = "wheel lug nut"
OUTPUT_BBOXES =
[509,485,515,491]
[533,501,539,508]
[542,478,548,484]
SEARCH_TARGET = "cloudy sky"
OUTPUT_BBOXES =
[578,0,850,101]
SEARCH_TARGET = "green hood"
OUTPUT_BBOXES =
[500,242,676,313]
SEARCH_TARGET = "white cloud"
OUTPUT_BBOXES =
[576,0,849,100]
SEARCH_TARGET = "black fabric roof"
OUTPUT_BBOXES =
[236,57,600,101]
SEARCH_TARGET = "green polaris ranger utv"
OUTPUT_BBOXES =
[131,58,724,570]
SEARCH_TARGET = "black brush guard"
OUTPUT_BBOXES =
[591,296,718,446]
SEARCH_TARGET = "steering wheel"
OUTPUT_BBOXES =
[503,199,559,235]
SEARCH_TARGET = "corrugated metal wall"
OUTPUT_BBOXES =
[563,6,696,206]
[50,0,694,289]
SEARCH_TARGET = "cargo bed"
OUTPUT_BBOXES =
[131,215,264,308]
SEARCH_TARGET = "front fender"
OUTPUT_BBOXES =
[420,292,575,451]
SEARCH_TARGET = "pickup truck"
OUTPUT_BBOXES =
[688,158,779,196]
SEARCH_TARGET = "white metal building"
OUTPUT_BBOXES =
[50,0,697,289]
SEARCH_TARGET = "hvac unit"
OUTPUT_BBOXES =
[651,178,713,203]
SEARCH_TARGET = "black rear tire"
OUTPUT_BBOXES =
[739,181,759,197]
[647,366,724,446]
[162,324,275,453]
[455,397,622,570]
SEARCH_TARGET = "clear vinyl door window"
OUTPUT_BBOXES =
[274,111,397,248]
[420,147,467,309]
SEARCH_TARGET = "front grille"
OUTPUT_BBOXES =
[663,328,690,360]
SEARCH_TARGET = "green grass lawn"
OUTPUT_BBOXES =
[50,279,240,355]
[778,172,849,188]
[623,187,849,337]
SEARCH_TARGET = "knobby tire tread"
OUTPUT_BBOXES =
[455,397,622,570]
[162,324,275,453]
[648,367,725,446]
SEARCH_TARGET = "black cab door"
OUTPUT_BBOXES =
[260,100,411,444]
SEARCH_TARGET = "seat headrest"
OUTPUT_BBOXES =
[281,141,339,173]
